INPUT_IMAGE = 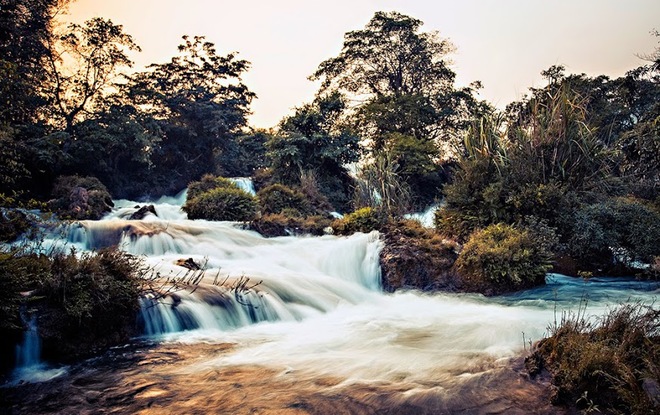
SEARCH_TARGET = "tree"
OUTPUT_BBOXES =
[311,11,482,150]
[0,0,66,196]
[128,35,255,194]
[310,12,485,209]
[0,0,65,125]
[267,93,360,211]
[42,17,140,134]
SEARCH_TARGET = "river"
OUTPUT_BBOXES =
[4,188,658,414]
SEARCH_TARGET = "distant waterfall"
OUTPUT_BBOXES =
[404,203,441,228]
[229,177,256,196]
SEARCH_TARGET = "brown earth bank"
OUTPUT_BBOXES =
[1,341,564,415]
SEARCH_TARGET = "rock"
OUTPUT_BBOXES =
[68,186,90,214]
[175,258,201,270]
[129,205,157,220]
[380,220,459,292]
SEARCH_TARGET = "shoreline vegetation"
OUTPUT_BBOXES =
[1,2,659,413]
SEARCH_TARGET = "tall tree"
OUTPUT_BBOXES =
[311,11,482,150]
[42,17,140,134]
[128,35,255,194]
[0,0,67,195]
[310,11,485,209]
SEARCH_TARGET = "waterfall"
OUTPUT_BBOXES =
[404,202,442,228]
[11,312,66,384]
[50,217,383,336]
[229,177,256,196]
[15,314,41,369]
[26,195,658,389]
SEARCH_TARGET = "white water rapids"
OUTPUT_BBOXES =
[21,189,659,391]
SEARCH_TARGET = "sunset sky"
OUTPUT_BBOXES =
[67,0,660,129]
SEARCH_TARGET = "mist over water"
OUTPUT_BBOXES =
[31,189,659,391]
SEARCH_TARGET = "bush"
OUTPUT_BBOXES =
[567,198,660,271]
[0,248,142,370]
[0,209,32,242]
[38,249,143,361]
[435,157,503,241]
[184,187,258,221]
[257,183,312,216]
[187,174,239,200]
[454,223,552,294]
[332,207,384,235]
[49,175,114,220]
[528,303,660,413]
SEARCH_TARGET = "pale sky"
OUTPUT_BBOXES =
[67,0,660,129]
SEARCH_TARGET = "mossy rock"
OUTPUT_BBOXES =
[49,175,114,220]
[380,219,459,292]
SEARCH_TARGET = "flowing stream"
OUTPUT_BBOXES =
[9,184,659,409]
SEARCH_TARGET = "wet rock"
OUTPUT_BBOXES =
[129,205,157,220]
[175,258,201,270]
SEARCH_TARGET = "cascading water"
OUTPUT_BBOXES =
[26,182,659,392]
[404,203,441,228]
[14,314,40,369]
[11,312,66,384]
[229,177,256,195]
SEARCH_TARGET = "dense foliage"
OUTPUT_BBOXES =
[183,176,258,221]
[454,223,553,294]
[266,93,360,212]
[437,63,660,275]
[332,207,383,235]
[0,248,142,370]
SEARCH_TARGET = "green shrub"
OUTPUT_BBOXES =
[184,187,258,221]
[435,157,503,241]
[0,209,32,242]
[568,198,660,270]
[332,207,383,235]
[49,175,114,220]
[454,223,552,294]
[257,183,312,215]
[528,303,660,413]
[38,249,142,360]
[187,174,239,201]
